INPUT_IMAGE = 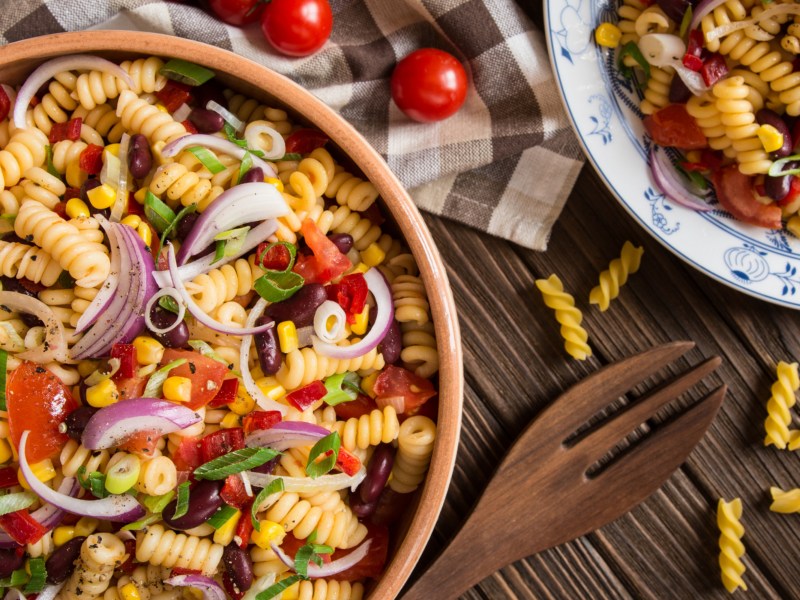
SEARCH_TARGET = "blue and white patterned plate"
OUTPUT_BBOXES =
[544,0,800,308]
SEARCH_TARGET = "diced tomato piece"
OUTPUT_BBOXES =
[285,380,327,411]
[373,366,436,415]
[0,510,47,545]
[79,144,104,175]
[207,378,239,408]
[333,393,377,420]
[160,349,229,410]
[7,361,77,463]
[326,273,368,324]
[0,86,9,122]
[221,474,251,510]
[701,53,729,87]
[643,105,707,150]
[0,466,17,488]
[200,428,245,463]
[682,54,703,72]
[156,80,192,113]
[778,175,800,207]
[52,201,68,220]
[415,395,439,422]
[292,219,352,284]
[181,119,199,135]
[712,166,782,228]
[49,117,82,144]
[119,539,138,575]
[242,410,282,435]
[686,30,704,57]
[127,191,144,216]
[327,524,389,581]
[111,343,137,379]
[64,187,81,201]
[335,448,361,476]
[118,430,161,457]
[170,567,203,576]
[172,437,204,472]
[234,503,254,548]
[256,242,292,271]
[114,375,147,401]
[284,129,329,154]
[360,202,385,226]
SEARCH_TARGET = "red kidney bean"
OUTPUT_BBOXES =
[194,85,228,112]
[45,536,87,583]
[189,108,225,133]
[254,316,280,375]
[378,318,402,364]
[765,171,795,202]
[668,75,691,104]
[149,305,190,348]
[358,443,395,504]
[64,405,99,440]
[128,134,153,179]
[0,276,43,328]
[80,178,101,203]
[162,480,224,530]
[238,167,264,185]
[175,211,200,242]
[264,283,327,328]
[223,543,254,592]
[756,109,793,158]
[0,547,25,578]
[349,493,378,519]
[327,233,354,254]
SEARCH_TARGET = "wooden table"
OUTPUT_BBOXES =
[404,3,800,597]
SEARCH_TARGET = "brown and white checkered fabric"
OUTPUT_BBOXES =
[0,0,584,250]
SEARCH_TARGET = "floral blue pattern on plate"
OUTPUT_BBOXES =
[544,0,800,309]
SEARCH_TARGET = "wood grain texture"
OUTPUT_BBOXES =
[405,156,800,599]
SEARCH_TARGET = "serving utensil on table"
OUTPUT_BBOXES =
[403,341,725,599]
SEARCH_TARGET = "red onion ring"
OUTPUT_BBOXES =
[161,134,275,178]
[245,421,330,451]
[13,55,134,129]
[0,291,68,364]
[271,538,372,578]
[164,575,226,600]
[689,0,729,32]
[33,583,65,600]
[0,478,78,548]
[312,269,393,360]
[19,431,145,523]
[3,589,24,600]
[240,297,288,415]
[75,215,122,334]
[145,287,186,334]
[243,122,286,161]
[81,398,201,450]
[649,147,714,212]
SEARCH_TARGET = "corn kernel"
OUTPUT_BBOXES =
[757,124,784,153]
[53,526,77,547]
[0,438,12,464]
[120,582,142,600]
[137,222,152,247]
[251,520,286,549]
[229,386,255,416]
[105,143,121,157]
[220,412,241,429]
[351,305,369,335]
[277,321,298,354]
[264,177,284,193]
[279,573,300,600]
[360,243,386,267]
[133,336,164,365]
[18,459,56,489]
[213,509,241,546]
[86,183,117,210]
[66,161,88,189]
[134,187,148,204]
[361,371,379,399]
[163,376,192,403]
[74,517,99,537]
[86,378,120,408]
[121,215,142,229]
[156,104,168,113]
[256,377,286,402]
[351,262,369,274]
[65,198,91,219]
[595,23,622,48]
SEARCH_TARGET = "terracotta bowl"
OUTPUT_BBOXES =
[0,31,463,599]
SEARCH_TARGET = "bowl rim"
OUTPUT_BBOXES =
[0,30,464,599]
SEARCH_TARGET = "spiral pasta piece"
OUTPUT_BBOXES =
[72,104,125,143]
[295,580,365,600]
[325,169,379,212]
[617,0,648,47]
[185,256,265,313]
[711,76,770,175]
[116,90,187,145]
[63,533,128,600]
[763,361,799,448]
[0,239,62,286]
[59,439,111,478]
[717,497,747,593]
[135,456,178,495]
[26,530,54,559]
[769,486,800,513]
[588,241,644,311]
[0,128,50,189]
[392,275,430,325]
[400,321,439,378]
[325,406,400,452]
[701,0,752,52]
[14,199,111,287]
[389,415,436,493]
[224,91,292,133]
[149,161,225,211]
[265,491,366,549]
[686,92,735,156]
[27,72,79,135]
[21,166,67,209]
[136,524,223,575]
[111,565,175,600]
[535,274,591,360]
[276,344,385,391]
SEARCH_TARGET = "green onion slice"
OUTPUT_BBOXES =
[280,153,303,161]
[159,295,182,316]
[23,557,47,593]
[45,145,60,179]
[121,513,162,531]
[211,226,250,264]
[0,567,29,588]
[305,432,341,479]
[0,491,37,516]
[238,150,253,185]
[0,349,7,411]
[159,59,215,86]
[321,373,359,406]
[143,358,188,398]
[188,340,233,369]
[141,490,175,514]
[251,478,284,531]
[144,190,177,234]
[194,447,280,480]
[173,481,191,519]
[254,270,304,303]
[257,241,297,273]
[769,154,800,177]
[157,202,197,255]
[294,531,333,578]
[223,123,266,157]
[618,42,650,81]
[679,6,693,39]
[187,146,226,174]
[257,574,304,600]
[206,504,238,529]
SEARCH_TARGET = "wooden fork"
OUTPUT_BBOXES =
[402,341,726,599]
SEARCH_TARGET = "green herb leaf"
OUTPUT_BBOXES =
[237,150,253,185]
[187,146,226,174]
[0,214,15,223]
[76,467,109,499]
[157,202,197,255]
[280,153,303,161]
[45,145,61,179]
[294,532,334,578]
[0,349,7,411]
[141,490,175,514]
[251,478,285,531]
[23,557,47,593]
[322,373,359,406]
[194,447,280,480]
[254,270,304,303]
[144,190,177,234]
[159,295,182,316]
[305,432,341,479]
[618,42,650,82]
[121,513,162,531]
[160,59,215,86]
[679,6,693,39]
[143,358,188,398]
[223,123,265,157]
[256,574,303,600]
[173,481,191,519]
[206,504,238,529]
[256,242,297,273]
[0,491,36,516]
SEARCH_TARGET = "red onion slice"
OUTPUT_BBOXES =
[75,215,122,333]
[0,291,67,364]
[271,538,372,578]
[689,0,730,31]
[145,288,186,334]
[0,478,78,548]
[14,55,134,129]
[109,133,131,222]
[244,122,286,161]
[172,103,192,123]
[33,583,65,600]
[312,269,393,360]
[314,301,347,344]
[245,422,330,451]
[3,589,24,600]
[164,575,226,600]
[246,468,367,494]
[175,182,289,265]
[649,147,714,212]
[161,134,275,178]
[19,431,145,523]
[206,100,244,133]
[240,298,288,415]
[81,397,201,450]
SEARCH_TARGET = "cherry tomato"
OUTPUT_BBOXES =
[206,0,264,26]
[333,393,377,420]
[391,48,468,123]
[260,0,333,57]
[373,365,437,415]
[712,166,782,229]
[642,104,707,150]
[159,349,229,410]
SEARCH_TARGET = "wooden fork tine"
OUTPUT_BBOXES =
[572,356,722,464]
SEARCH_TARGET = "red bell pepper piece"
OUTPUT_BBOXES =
[335,447,361,476]
[682,54,703,72]
[127,191,144,217]
[110,343,137,380]
[156,80,192,113]
[79,144,104,175]
[284,129,329,154]
[221,474,251,510]
[285,380,327,411]
[0,510,47,545]
[52,201,68,220]
[172,437,204,473]
[234,502,254,548]
[207,378,239,408]
[256,242,292,271]
[170,567,203,576]
[686,30,704,57]
[0,466,17,488]
[49,117,82,144]
[181,119,199,135]
[701,53,729,87]
[118,539,137,574]
[242,410,282,435]
[200,428,245,463]
[292,219,352,285]
[326,273,368,324]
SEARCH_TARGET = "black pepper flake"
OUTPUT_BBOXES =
[30,255,37,261]
[24,234,33,242]
[189,362,196,374]
[35,366,46,373]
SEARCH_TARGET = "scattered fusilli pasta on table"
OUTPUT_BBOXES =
[535,274,592,360]
[769,486,800,514]
[763,361,800,449]
[718,497,747,594]
[588,240,644,311]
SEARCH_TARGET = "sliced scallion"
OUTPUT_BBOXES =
[157,202,197,255]
[159,59,215,86]
[0,491,37,516]
[280,153,303,161]
[159,295,182,316]
[257,241,297,273]
[0,567,29,588]
[679,6,693,38]
[305,432,341,479]
[144,190,177,234]
[251,478,284,531]
[23,557,47,593]
[143,358,188,398]
[321,372,359,406]
[187,146,226,174]
[173,481,191,520]
[769,154,800,177]
[257,574,303,599]
[141,490,175,514]
[254,270,304,303]
[237,150,253,185]
[121,512,162,531]
[45,145,60,179]
[206,504,238,529]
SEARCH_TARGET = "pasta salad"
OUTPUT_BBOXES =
[0,53,440,600]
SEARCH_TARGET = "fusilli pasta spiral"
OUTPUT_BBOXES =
[763,361,799,449]
[589,241,644,311]
[717,497,747,593]
[535,274,592,360]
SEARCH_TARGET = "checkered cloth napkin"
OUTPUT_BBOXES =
[0,0,584,250]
